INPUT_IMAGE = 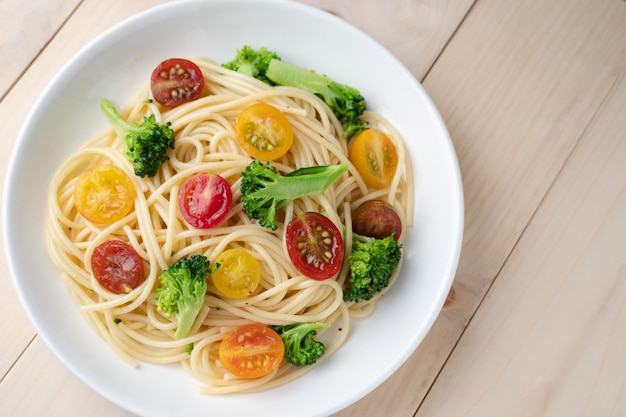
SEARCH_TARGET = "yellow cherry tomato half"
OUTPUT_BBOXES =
[348,129,399,188]
[211,248,261,298]
[74,164,136,225]
[234,102,294,160]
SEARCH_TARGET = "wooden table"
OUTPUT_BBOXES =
[2,0,626,415]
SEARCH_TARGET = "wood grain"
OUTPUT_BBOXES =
[297,0,474,81]
[0,0,81,98]
[0,337,136,416]
[417,70,626,417]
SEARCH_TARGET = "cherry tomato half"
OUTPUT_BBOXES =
[74,164,136,225]
[285,212,344,280]
[212,248,261,299]
[178,172,233,229]
[352,200,402,241]
[219,323,284,379]
[150,58,204,108]
[91,240,145,294]
[348,129,399,188]
[234,102,294,160]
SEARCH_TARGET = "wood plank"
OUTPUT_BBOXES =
[0,0,81,98]
[417,69,626,417]
[0,337,136,417]
[297,0,475,81]
[333,0,626,415]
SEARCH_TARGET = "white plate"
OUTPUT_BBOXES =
[3,1,463,416]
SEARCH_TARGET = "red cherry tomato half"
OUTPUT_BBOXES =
[352,200,402,241]
[178,172,233,229]
[150,58,204,108]
[91,240,145,294]
[219,323,284,379]
[286,212,344,280]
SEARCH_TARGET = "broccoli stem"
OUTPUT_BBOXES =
[266,59,334,96]
[175,303,200,339]
[251,164,347,204]
[100,99,133,146]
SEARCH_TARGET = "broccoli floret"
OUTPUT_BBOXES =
[222,45,281,85]
[240,160,347,230]
[344,233,402,302]
[100,99,175,178]
[155,254,210,339]
[265,59,368,139]
[272,322,330,367]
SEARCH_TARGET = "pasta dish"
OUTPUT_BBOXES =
[47,53,412,394]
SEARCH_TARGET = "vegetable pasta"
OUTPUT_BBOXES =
[46,56,412,394]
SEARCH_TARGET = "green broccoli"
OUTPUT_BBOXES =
[222,45,281,85]
[272,322,330,366]
[240,160,347,230]
[155,254,210,339]
[223,46,368,138]
[344,233,402,302]
[265,59,368,139]
[100,99,175,178]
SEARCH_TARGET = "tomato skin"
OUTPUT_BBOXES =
[352,200,402,241]
[74,164,136,225]
[212,249,261,299]
[348,129,399,188]
[234,102,294,160]
[150,58,204,108]
[91,240,145,294]
[219,323,284,379]
[178,173,232,229]
[285,212,344,280]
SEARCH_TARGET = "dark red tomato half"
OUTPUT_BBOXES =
[352,200,402,241]
[178,172,232,229]
[286,212,344,280]
[91,240,145,294]
[150,58,204,108]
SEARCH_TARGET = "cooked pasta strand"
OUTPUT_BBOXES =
[46,57,411,394]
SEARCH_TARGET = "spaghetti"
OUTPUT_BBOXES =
[46,57,412,394]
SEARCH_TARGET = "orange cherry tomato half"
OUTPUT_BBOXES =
[219,323,285,379]
[91,240,145,294]
[234,102,294,160]
[178,172,233,229]
[74,164,136,225]
[352,200,402,241]
[150,58,205,108]
[212,248,261,299]
[285,212,345,280]
[348,129,399,188]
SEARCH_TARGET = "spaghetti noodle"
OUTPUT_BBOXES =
[46,57,412,394]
